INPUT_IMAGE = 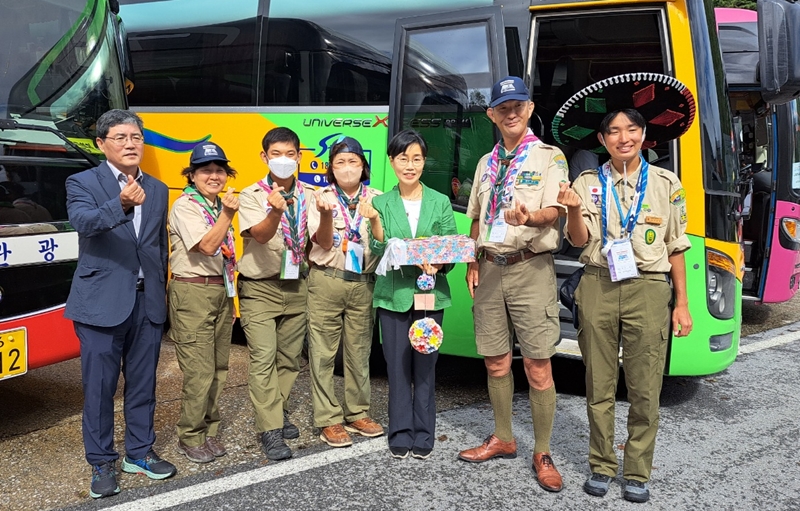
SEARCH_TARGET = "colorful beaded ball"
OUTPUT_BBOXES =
[416,273,435,291]
[409,317,444,354]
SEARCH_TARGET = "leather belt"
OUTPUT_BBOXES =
[316,265,375,283]
[481,249,537,266]
[135,278,145,291]
[238,274,282,282]
[172,275,224,285]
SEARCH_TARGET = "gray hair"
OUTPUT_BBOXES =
[96,109,144,139]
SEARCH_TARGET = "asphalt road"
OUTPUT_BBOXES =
[1,297,799,511]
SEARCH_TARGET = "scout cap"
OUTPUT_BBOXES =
[490,76,530,107]
[334,135,365,156]
[190,142,230,165]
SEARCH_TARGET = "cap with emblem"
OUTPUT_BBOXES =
[334,135,365,156]
[490,76,530,108]
[190,142,230,165]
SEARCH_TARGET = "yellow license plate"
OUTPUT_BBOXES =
[0,327,27,381]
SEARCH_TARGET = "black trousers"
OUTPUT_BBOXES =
[377,307,443,451]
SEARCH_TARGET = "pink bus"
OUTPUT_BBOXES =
[717,7,800,304]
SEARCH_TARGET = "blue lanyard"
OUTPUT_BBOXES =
[599,154,649,242]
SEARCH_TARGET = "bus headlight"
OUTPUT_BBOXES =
[781,218,800,243]
[706,249,736,320]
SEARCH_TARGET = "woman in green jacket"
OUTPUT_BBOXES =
[359,129,457,460]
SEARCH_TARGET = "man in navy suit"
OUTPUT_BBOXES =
[65,109,176,499]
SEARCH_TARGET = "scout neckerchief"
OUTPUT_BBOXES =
[483,128,540,225]
[181,185,237,297]
[256,177,308,265]
[332,183,368,253]
[598,153,649,245]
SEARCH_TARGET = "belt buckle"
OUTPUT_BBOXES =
[493,254,508,266]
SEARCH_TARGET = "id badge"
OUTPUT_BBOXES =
[487,216,509,243]
[224,273,236,298]
[345,242,364,274]
[280,250,300,280]
[606,238,639,282]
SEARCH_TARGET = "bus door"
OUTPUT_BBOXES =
[388,6,508,357]
[759,99,800,303]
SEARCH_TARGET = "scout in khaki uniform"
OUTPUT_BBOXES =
[458,76,566,493]
[237,127,313,461]
[554,73,695,503]
[307,136,384,448]
[168,142,238,464]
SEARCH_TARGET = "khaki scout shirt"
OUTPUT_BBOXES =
[308,185,382,273]
[467,143,567,253]
[566,163,691,273]
[238,179,315,279]
[168,194,226,277]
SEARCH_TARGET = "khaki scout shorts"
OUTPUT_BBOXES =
[473,252,561,359]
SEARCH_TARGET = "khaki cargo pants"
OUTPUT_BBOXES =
[575,265,672,482]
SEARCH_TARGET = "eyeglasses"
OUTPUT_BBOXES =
[394,156,425,167]
[104,134,145,146]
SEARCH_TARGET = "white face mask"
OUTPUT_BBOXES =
[268,156,297,179]
[333,166,362,190]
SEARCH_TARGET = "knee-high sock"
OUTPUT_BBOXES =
[530,385,556,454]
[488,373,514,442]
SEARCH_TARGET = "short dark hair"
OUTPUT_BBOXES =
[181,161,237,185]
[327,141,370,185]
[96,109,143,139]
[387,129,428,159]
[261,127,300,153]
[599,109,647,134]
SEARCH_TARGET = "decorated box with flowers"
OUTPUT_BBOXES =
[404,235,476,265]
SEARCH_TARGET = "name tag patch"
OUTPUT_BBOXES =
[644,216,663,226]
[516,170,541,186]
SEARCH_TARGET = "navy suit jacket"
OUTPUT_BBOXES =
[64,162,169,327]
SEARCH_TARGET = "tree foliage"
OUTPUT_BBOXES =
[714,0,757,10]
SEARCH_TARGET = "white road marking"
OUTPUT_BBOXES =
[739,328,800,355]
[103,437,388,511]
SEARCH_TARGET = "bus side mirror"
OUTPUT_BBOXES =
[758,0,800,104]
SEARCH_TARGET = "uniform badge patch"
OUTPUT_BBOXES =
[645,216,662,225]
[680,204,688,224]
[332,232,342,248]
[670,188,686,205]
[516,170,541,186]
[553,154,568,170]
[645,229,656,245]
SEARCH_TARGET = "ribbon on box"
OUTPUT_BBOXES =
[375,238,408,276]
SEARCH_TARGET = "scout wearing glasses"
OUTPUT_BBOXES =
[306,136,385,449]
[554,73,695,503]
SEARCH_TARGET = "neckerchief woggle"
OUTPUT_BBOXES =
[332,183,368,252]
[598,154,649,254]
[181,185,237,297]
[483,128,540,225]
[256,177,308,265]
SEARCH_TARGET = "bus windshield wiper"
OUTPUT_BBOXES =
[0,119,101,167]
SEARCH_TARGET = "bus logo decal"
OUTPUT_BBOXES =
[142,128,211,153]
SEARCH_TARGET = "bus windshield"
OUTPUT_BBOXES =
[0,0,127,140]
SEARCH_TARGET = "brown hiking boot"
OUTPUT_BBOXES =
[532,452,563,492]
[319,424,353,447]
[457,435,517,463]
[344,417,385,437]
[205,437,227,457]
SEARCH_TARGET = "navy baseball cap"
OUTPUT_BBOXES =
[490,76,530,107]
[190,142,230,165]
[334,136,364,156]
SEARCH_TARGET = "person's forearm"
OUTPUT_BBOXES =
[565,206,589,247]
[197,212,234,256]
[248,209,282,244]
[668,252,689,307]
[315,212,334,250]
[370,216,384,243]
[524,206,559,227]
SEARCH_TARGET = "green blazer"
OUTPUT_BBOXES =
[370,184,458,312]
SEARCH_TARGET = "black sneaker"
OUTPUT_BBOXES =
[389,446,409,459]
[121,449,177,480]
[623,479,651,503]
[261,429,292,461]
[89,461,119,499]
[283,410,300,439]
[411,447,432,460]
[583,473,612,497]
